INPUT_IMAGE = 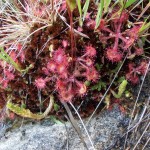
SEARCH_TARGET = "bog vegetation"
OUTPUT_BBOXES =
[0,0,149,149]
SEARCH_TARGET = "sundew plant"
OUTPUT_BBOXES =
[0,0,150,149]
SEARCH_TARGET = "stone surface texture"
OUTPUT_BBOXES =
[0,105,128,150]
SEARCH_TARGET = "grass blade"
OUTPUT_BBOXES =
[0,47,22,72]
[137,2,150,21]
[125,0,137,8]
[95,0,104,29]
[83,0,90,21]
[129,0,144,12]
[139,21,150,34]
[76,0,82,26]
[104,0,111,13]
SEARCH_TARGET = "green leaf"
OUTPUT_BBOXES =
[76,0,83,26]
[117,76,125,84]
[84,80,91,86]
[139,21,150,34]
[111,80,128,98]
[83,0,90,21]
[111,62,122,74]
[54,103,60,111]
[7,95,54,120]
[104,94,111,108]
[104,0,111,13]
[95,63,103,71]
[95,0,104,29]
[125,91,132,98]
[0,47,22,73]
[66,0,76,12]
[21,103,26,109]
[124,0,137,8]
[91,80,106,91]
[0,47,33,74]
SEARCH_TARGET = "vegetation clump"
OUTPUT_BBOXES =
[0,0,149,149]
[0,0,149,115]
[0,0,149,143]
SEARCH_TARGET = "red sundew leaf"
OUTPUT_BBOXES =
[106,48,122,62]
[53,48,68,64]
[126,73,139,84]
[85,67,99,82]
[34,78,47,89]
[4,70,15,81]
[47,61,56,73]
[55,79,67,91]
[59,90,74,102]
[85,45,96,57]
[62,40,68,48]
[137,60,148,75]
[76,81,87,95]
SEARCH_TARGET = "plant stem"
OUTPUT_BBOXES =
[67,8,76,71]
[114,23,121,50]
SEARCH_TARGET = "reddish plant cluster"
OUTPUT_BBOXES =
[0,44,25,89]
[84,10,143,64]
[34,43,99,102]
[126,60,148,84]
[0,69,15,89]
[98,11,143,62]
[83,9,148,84]
[0,1,149,117]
